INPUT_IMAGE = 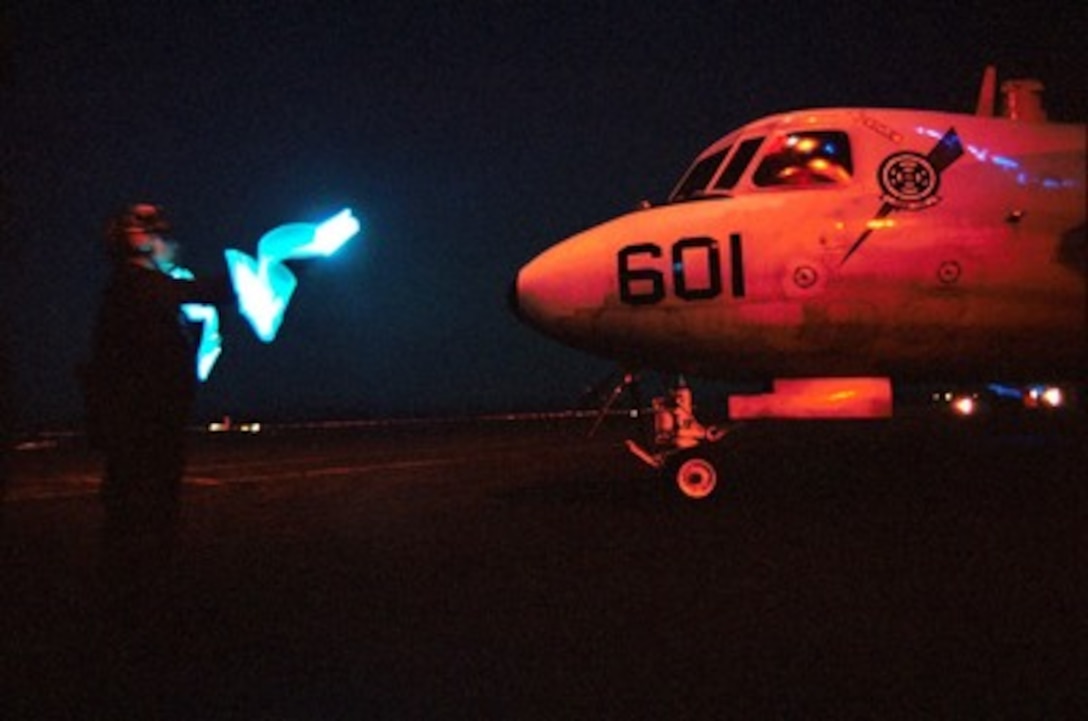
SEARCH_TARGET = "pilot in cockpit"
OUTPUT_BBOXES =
[753,132,852,186]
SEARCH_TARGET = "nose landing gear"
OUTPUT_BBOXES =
[625,377,730,500]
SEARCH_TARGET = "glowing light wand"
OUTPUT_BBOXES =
[169,266,223,382]
[225,208,361,343]
[257,208,360,261]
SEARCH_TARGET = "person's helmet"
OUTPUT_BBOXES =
[104,203,172,259]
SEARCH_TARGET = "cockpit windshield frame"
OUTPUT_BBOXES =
[669,128,854,202]
[671,146,731,202]
[714,137,764,192]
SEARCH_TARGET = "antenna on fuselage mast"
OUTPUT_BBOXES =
[975,65,997,117]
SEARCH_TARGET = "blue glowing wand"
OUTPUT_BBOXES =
[226,208,361,344]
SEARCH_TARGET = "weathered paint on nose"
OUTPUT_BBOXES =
[508,242,590,335]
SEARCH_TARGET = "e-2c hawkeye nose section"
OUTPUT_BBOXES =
[510,70,1086,499]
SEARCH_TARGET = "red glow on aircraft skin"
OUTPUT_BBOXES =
[728,378,893,420]
[511,74,1084,499]
[514,106,1085,384]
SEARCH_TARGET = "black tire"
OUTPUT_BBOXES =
[667,451,719,500]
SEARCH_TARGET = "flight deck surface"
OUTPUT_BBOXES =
[3,414,1084,718]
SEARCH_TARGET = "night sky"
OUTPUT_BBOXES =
[2,2,1085,428]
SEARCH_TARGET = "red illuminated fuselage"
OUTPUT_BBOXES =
[512,108,1086,384]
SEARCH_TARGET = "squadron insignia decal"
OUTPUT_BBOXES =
[879,152,940,210]
[841,127,965,264]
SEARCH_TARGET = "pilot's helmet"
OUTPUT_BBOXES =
[104,203,172,259]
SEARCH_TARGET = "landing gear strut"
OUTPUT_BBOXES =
[625,377,730,499]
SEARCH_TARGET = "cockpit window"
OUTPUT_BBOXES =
[752,131,852,187]
[672,146,730,201]
[714,137,764,191]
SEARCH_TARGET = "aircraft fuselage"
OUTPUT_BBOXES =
[513,108,1086,384]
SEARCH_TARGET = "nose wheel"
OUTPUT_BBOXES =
[622,376,731,500]
[669,453,719,499]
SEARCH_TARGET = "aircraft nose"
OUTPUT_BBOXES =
[509,237,608,341]
[506,273,524,322]
[507,258,553,334]
[509,239,598,337]
[507,264,548,333]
